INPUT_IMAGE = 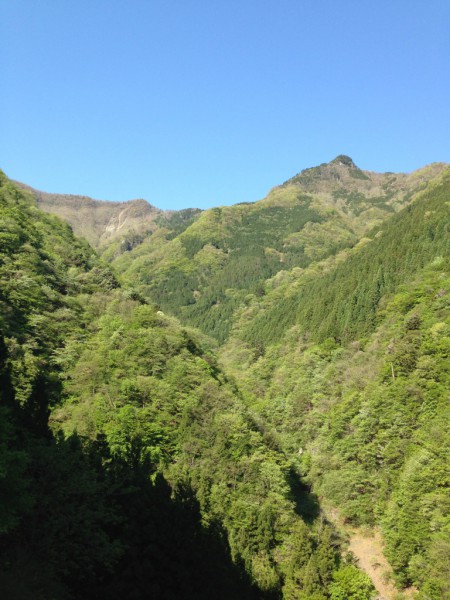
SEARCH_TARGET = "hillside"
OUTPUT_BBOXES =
[0,173,258,598]
[110,156,447,341]
[3,157,450,600]
[237,168,450,347]
[0,172,357,600]
[14,182,202,249]
[221,252,450,597]
[220,167,450,598]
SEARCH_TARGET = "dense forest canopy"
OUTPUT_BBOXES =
[1,157,449,599]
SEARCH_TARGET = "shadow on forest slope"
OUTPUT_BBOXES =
[0,352,265,600]
[0,431,265,600]
[287,467,321,524]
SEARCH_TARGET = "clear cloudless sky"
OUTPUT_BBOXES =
[1,0,449,209]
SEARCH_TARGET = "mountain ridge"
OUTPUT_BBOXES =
[280,155,447,196]
[103,158,449,341]
[14,157,448,253]
[14,181,203,249]
[1,159,449,599]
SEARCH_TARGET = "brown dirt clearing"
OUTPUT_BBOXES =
[322,504,417,600]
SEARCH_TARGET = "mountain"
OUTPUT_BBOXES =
[2,156,449,600]
[0,171,345,599]
[0,172,257,598]
[14,182,202,249]
[109,156,448,341]
[220,169,450,596]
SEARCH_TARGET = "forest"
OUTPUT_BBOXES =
[1,157,449,599]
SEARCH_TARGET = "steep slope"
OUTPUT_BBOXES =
[2,172,366,600]
[0,174,257,598]
[237,167,450,347]
[53,295,344,598]
[9,158,450,599]
[220,168,450,599]
[111,157,447,341]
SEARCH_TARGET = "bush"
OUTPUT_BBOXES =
[329,565,375,600]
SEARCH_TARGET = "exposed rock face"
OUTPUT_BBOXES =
[13,183,163,248]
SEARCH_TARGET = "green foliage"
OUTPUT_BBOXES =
[3,160,450,599]
[155,207,203,239]
[0,407,31,534]
[108,164,442,351]
[241,171,450,346]
[0,174,341,598]
[223,255,450,594]
[328,565,375,600]
[54,295,340,594]
[0,171,118,410]
[114,195,332,341]
[0,179,259,599]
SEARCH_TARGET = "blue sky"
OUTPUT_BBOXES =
[1,1,449,209]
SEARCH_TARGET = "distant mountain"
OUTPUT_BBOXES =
[14,182,202,249]
[19,156,446,256]
[108,156,449,341]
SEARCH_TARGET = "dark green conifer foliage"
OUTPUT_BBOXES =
[242,172,450,346]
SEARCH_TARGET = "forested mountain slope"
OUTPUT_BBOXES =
[0,172,371,599]
[0,172,257,598]
[220,168,450,598]
[236,168,450,347]
[6,157,450,599]
[110,157,447,341]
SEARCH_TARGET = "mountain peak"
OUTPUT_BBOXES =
[329,154,357,168]
[281,155,369,190]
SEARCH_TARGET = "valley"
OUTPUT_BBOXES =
[1,157,449,599]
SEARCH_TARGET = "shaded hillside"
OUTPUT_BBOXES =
[221,255,450,598]
[111,157,448,341]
